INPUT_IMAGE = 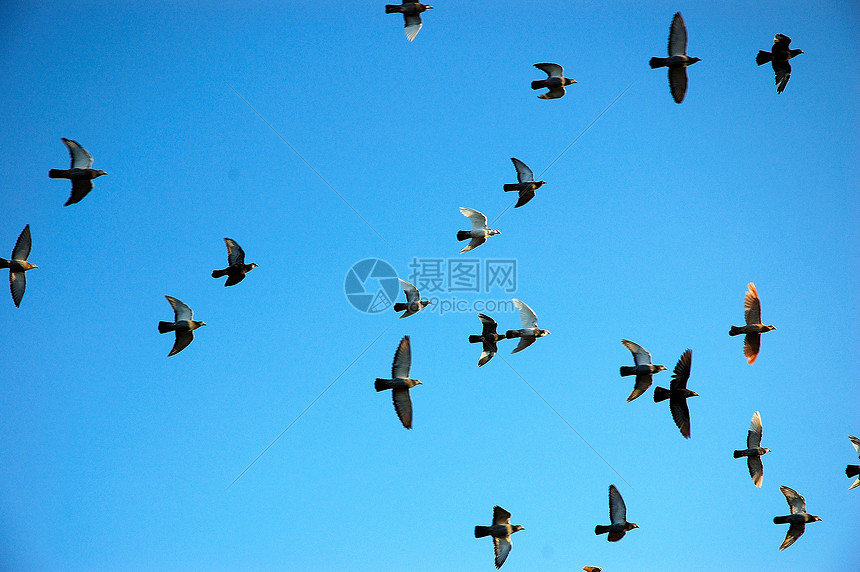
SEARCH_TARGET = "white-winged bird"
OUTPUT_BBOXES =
[393,278,430,318]
[0,225,37,307]
[48,138,107,206]
[457,207,501,253]
[505,298,550,354]
[474,505,524,569]
[773,485,821,550]
[733,411,771,487]
[846,435,860,490]
[375,336,421,429]
[503,158,545,208]
[531,63,577,99]
[756,34,803,94]
[594,484,638,541]
[729,282,776,364]
[469,313,505,367]
[158,296,206,356]
[649,12,701,103]
[385,1,433,42]
[211,238,257,286]
[654,349,697,438]
[619,339,667,402]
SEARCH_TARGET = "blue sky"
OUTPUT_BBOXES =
[1,1,857,570]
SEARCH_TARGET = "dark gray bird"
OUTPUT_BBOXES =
[649,12,701,103]
[457,207,501,253]
[619,339,667,402]
[733,411,771,487]
[594,484,639,541]
[756,34,803,94]
[503,158,545,208]
[0,224,37,307]
[468,313,505,367]
[474,505,524,569]
[505,298,550,353]
[729,282,776,364]
[393,278,430,318]
[385,1,433,42]
[375,336,421,429]
[653,349,697,438]
[48,138,107,206]
[846,435,860,490]
[773,485,821,550]
[531,63,577,99]
[211,238,258,286]
[158,296,206,356]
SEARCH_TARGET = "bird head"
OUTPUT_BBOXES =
[688,57,702,64]
[775,34,791,44]
[811,515,822,522]
[512,525,524,532]
[413,379,422,386]
[656,365,668,372]
[564,78,578,86]
[535,180,547,189]
[765,325,776,332]
[627,522,639,530]
[762,448,772,455]
[540,329,551,336]
[488,229,501,236]
[250,263,259,269]
[196,321,207,327]
[689,391,700,397]
[23,262,38,270]
[95,170,107,177]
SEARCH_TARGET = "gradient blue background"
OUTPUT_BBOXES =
[1,2,857,570]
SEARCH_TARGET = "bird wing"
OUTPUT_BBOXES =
[66,179,95,206]
[779,523,805,551]
[11,224,32,261]
[478,313,499,336]
[669,394,692,438]
[668,12,688,56]
[533,62,564,79]
[748,454,764,488]
[744,283,762,325]
[399,278,420,303]
[478,349,495,367]
[743,333,761,364]
[747,411,763,448]
[670,349,692,390]
[391,387,414,428]
[511,336,536,354]
[403,14,422,42]
[166,296,194,321]
[514,189,536,208]
[460,236,486,253]
[169,330,194,356]
[780,485,806,514]
[850,435,860,456]
[492,505,512,526]
[460,206,488,230]
[513,298,538,328]
[391,335,411,379]
[224,238,246,266]
[62,138,94,169]
[9,269,26,307]
[621,339,652,366]
[627,374,653,402]
[773,60,791,94]
[225,273,246,287]
[608,485,627,524]
[538,86,566,99]
[493,535,512,568]
[510,157,535,183]
[668,66,688,103]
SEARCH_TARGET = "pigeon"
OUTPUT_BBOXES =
[457,207,501,253]
[594,484,638,541]
[48,138,107,206]
[583,568,603,572]
[211,238,258,286]
[158,296,206,356]
[846,435,860,490]
[505,298,550,353]
[756,34,803,94]
[393,278,430,318]
[619,339,667,402]
[729,282,776,364]
[531,63,577,99]
[468,313,505,366]
[385,1,433,42]
[375,336,421,429]
[0,225,37,307]
[733,411,771,487]
[653,349,698,438]
[773,485,821,550]
[649,12,701,103]
[503,158,545,208]
[474,505,524,569]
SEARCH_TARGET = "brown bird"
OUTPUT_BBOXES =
[48,138,107,206]
[773,485,821,550]
[733,411,771,487]
[474,505,524,569]
[503,158,545,208]
[594,484,638,541]
[653,349,698,438]
[583,568,603,572]
[375,336,421,429]
[0,224,37,307]
[756,34,803,94]
[729,282,776,364]
[211,238,257,286]
[158,296,206,356]
[649,12,701,103]
[846,435,860,490]
[619,339,667,402]
[385,1,433,42]
[531,63,577,99]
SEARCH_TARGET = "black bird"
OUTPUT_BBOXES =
[385,1,433,42]
[756,34,803,94]
[654,349,698,438]
[619,339,667,402]
[468,313,505,367]
[393,278,430,318]
[846,435,860,490]
[773,485,821,550]
[649,12,701,103]
[211,238,258,286]
[503,158,545,208]
[594,484,638,541]
[158,296,206,356]
[531,63,577,99]
[375,336,421,429]
[733,411,771,487]
[0,224,37,307]
[474,505,524,569]
[729,282,776,364]
[48,138,107,206]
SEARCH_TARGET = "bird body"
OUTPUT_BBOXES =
[729,282,776,364]
[650,12,700,103]
[469,313,505,366]
[503,158,545,208]
[375,336,421,429]
[49,138,107,206]
[531,63,577,99]
[158,296,206,356]
[773,485,821,550]
[846,435,860,489]
[653,349,697,438]
[619,339,666,402]
[733,411,770,487]
[385,2,432,42]
[457,207,501,253]
[594,484,638,541]
[474,505,523,569]
[393,278,430,318]
[211,238,257,286]
[505,298,550,353]
[1,224,37,307]
[756,34,803,94]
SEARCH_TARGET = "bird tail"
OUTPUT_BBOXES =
[211,268,229,278]
[847,465,860,478]
[393,302,408,312]
[755,51,772,66]
[375,378,393,392]
[619,366,637,377]
[158,321,175,334]
[384,5,401,13]
[505,330,521,339]
[0,258,9,269]
[468,335,483,344]
[530,80,546,91]
[48,169,66,178]
[653,386,670,402]
[594,525,611,535]
[474,526,492,538]
[649,57,668,69]
[457,230,472,241]
[503,184,519,192]
[729,326,744,336]
[773,516,791,525]
[733,450,747,459]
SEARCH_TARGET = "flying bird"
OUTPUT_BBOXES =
[385,1,433,42]
[773,485,821,550]
[583,568,603,572]
[474,505,524,569]
[0,224,37,307]
[457,207,501,253]
[158,296,206,356]
[393,278,430,318]
[48,138,107,206]
[729,282,776,364]
[503,158,545,208]
[594,484,638,541]
[619,339,667,402]
[375,336,422,429]
[649,12,701,103]
[733,411,771,487]
[756,34,803,94]
[211,238,258,286]
[846,435,860,490]
[654,349,698,438]
[531,63,577,99]
[505,298,550,353]
[468,313,506,366]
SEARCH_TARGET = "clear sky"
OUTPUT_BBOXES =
[1,2,857,571]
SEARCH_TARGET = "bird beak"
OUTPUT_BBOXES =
[691,391,700,397]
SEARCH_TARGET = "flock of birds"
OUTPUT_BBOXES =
[2,4,849,570]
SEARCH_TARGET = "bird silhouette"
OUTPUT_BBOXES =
[158,296,206,356]
[0,225,37,307]
[474,505,524,569]
[729,283,776,364]
[375,336,421,429]
[469,313,506,366]
[393,278,430,318]
[756,34,803,94]
[654,349,698,438]
[649,12,701,103]
[48,138,107,206]
[619,339,667,402]
[773,485,821,550]
[531,63,577,99]
[733,411,771,487]
[211,238,258,286]
[503,158,545,208]
[846,435,860,490]
[505,298,550,353]
[594,484,638,541]
[385,1,433,42]
[457,207,501,253]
